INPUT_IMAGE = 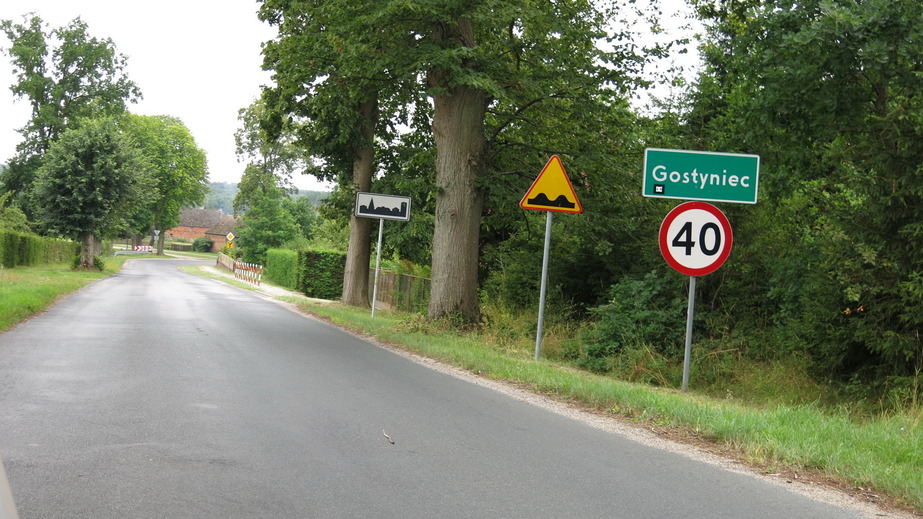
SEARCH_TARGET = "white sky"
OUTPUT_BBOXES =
[1,1,699,192]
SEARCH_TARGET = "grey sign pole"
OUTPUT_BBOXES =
[681,276,697,392]
[371,219,385,318]
[534,212,553,361]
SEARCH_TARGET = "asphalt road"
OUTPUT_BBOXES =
[0,259,871,518]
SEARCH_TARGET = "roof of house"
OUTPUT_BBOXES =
[205,215,241,237]
[178,208,228,229]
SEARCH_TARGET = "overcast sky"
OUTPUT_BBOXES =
[1,1,699,192]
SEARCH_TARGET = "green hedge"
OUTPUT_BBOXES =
[0,230,75,267]
[265,248,298,290]
[297,248,346,300]
[42,237,77,264]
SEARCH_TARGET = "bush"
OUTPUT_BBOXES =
[192,237,214,252]
[579,271,689,373]
[297,248,346,299]
[0,230,17,267]
[41,238,77,264]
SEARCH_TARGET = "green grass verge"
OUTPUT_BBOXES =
[287,299,923,513]
[0,257,128,330]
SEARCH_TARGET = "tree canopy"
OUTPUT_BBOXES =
[258,0,659,321]
[0,14,141,205]
[121,114,209,254]
[32,117,153,269]
[685,0,923,377]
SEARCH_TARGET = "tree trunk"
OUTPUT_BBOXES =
[427,84,489,322]
[426,18,489,323]
[78,233,96,270]
[341,95,379,307]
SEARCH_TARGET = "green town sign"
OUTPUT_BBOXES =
[643,148,760,204]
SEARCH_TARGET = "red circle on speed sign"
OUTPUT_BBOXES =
[659,201,733,277]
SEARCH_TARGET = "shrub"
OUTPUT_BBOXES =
[0,230,17,267]
[0,230,73,267]
[42,238,78,263]
[579,271,689,373]
[297,248,346,300]
[192,237,214,252]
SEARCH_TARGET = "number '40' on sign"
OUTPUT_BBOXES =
[659,201,733,277]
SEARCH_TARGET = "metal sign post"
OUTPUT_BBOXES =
[645,147,757,392]
[659,202,734,392]
[371,219,384,318]
[682,276,696,392]
[534,212,553,361]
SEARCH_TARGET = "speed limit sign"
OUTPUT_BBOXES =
[659,201,733,276]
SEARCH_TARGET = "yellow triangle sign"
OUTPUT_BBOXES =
[519,155,583,214]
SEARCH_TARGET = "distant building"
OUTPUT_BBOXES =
[166,208,240,252]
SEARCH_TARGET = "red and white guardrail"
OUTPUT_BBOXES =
[233,260,263,286]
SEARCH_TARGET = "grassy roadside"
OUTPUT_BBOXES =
[0,257,129,330]
[2,260,921,514]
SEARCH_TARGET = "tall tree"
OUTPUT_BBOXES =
[234,99,305,207]
[689,0,923,376]
[32,118,153,269]
[259,0,411,308]
[237,192,301,264]
[394,1,649,322]
[259,1,652,322]
[122,114,209,255]
[0,15,141,203]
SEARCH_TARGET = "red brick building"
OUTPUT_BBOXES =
[166,208,240,252]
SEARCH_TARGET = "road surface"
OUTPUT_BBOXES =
[0,259,879,518]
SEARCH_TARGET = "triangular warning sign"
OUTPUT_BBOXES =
[519,155,583,214]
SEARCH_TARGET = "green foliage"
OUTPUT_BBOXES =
[0,227,75,267]
[579,271,689,373]
[121,114,208,237]
[0,231,18,268]
[684,0,923,379]
[264,248,298,290]
[304,217,349,252]
[0,192,30,232]
[233,99,305,210]
[237,192,301,264]
[259,0,665,322]
[297,248,346,300]
[191,237,214,253]
[32,117,154,268]
[40,238,76,264]
[283,196,322,240]
[0,15,141,204]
